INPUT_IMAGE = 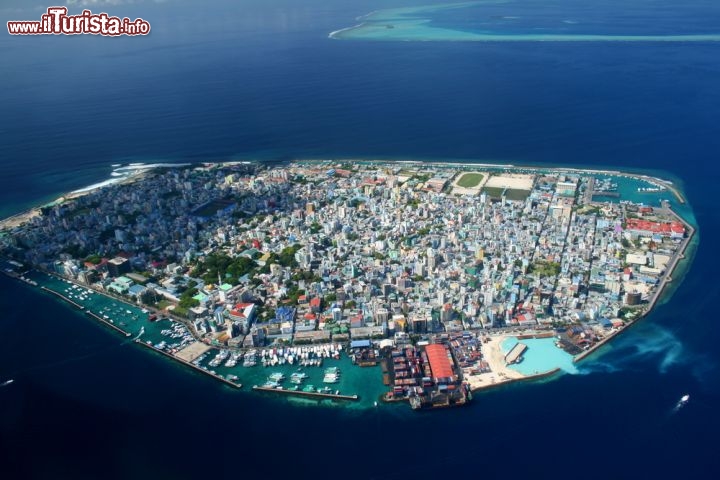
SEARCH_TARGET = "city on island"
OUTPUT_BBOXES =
[0,160,694,410]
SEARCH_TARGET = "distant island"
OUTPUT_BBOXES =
[0,160,694,410]
[329,1,720,42]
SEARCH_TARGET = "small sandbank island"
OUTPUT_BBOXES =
[329,1,720,42]
[0,160,695,410]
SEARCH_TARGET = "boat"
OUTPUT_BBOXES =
[1,379,13,387]
[676,394,690,409]
[290,372,308,384]
[242,350,258,367]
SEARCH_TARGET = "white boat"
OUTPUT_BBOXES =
[1,379,13,387]
[675,394,690,410]
[268,372,285,382]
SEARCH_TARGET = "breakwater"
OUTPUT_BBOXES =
[468,368,562,394]
[574,206,696,363]
[40,285,132,337]
[252,385,359,401]
[134,340,242,389]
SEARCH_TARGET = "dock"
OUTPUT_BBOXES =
[40,286,131,337]
[252,385,359,401]
[84,310,132,337]
[505,342,527,365]
[134,339,242,389]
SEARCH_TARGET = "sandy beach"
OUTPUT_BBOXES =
[463,335,526,391]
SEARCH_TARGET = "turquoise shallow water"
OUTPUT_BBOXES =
[28,270,389,409]
[332,0,720,41]
[501,337,578,375]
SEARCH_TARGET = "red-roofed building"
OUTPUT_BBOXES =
[228,303,256,322]
[625,218,685,238]
[309,296,322,312]
[425,344,455,383]
[225,302,256,334]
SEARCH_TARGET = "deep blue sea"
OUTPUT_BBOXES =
[1,0,720,478]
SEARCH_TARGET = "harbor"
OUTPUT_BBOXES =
[135,339,243,389]
[1,261,386,406]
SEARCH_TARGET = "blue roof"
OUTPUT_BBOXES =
[351,340,371,348]
[128,285,146,295]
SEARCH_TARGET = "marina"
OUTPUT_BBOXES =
[135,340,243,389]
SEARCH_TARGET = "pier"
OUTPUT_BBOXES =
[134,340,242,389]
[252,385,359,401]
[84,310,132,337]
[40,286,84,309]
[39,285,133,337]
[505,342,527,365]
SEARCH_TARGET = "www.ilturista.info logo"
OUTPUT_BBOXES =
[7,7,150,36]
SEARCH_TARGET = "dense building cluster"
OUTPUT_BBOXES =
[0,162,688,351]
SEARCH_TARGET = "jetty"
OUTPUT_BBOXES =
[84,310,132,337]
[252,385,359,401]
[505,342,527,365]
[134,339,242,389]
[40,286,84,309]
[39,286,133,337]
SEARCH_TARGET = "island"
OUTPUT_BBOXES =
[0,160,695,410]
[328,1,720,42]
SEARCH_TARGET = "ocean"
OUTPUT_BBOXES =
[1,0,720,478]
